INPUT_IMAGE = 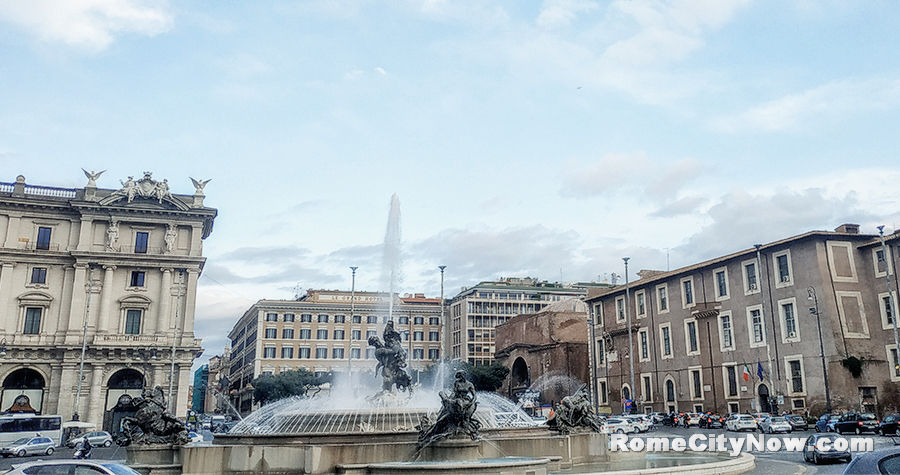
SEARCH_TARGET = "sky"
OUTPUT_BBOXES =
[2,0,900,370]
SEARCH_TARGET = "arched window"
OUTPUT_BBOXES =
[666,379,675,402]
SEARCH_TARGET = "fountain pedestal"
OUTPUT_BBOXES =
[126,444,183,475]
[417,437,481,461]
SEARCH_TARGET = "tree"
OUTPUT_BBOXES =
[252,369,331,406]
[466,361,510,392]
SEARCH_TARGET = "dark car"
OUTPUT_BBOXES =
[817,414,838,432]
[803,434,851,465]
[880,415,900,436]
[836,413,879,435]
[842,446,900,474]
[787,414,809,431]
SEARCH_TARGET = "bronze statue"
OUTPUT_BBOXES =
[546,384,603,434]
[368,320,413,396]
[416,371,481,448]
[117,386,191,446]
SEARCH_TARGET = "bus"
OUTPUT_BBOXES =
[0,414,63,447]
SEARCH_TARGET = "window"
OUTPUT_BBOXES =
[875,248,894,277]
[367,316,378,324]
[315,348,327,359]
[282,328,294,339]
[596,338,605,365]
[657,285,668,313]
[351,347,361,359]
[318,314,329,323]
[429,348,440,360]
[332,347,344,359]
[264,347,276,358]
[125,309,142,335]
[366,329,376,339]
[334,315,345,323]
[366,348,375,359]
[130,271,145,287]
[665,379,675,402]
[351,329,361,340]
[299,328,311,339]
[399,316,409,324]
[414,316,424,325]
[430,317,440,325]
[889,347,900,380]
[749,307,765,346]
[660,324,672,358]
[639,329,649,361]
[36,227,52,250]
[316,329,328,339]
[720,313,734,350]
[685,320,698,355]
[30,267,47,284]
[284,313,295,322]
[743,261,758,293]
[135,231,149,253]
[413,348,424,359]
[300,314,312,322]
[715,268,729,300]
[775,250,793,286]
[402,331,409,341]
[781,300,798,340]
[299,347,311,358]
[352,315,362,324]
[334,329,345,340]
[429,331,439,341]
[881,293,897,330]
[23,307,42,334]
[636,291,646,317]
[691,369,702,399]
[265,328,277,339]
[726,365,738,397]
[622,385,631,402]
[265,313,278,322]
[282,347,294,359]
[616,297,625,322]
[789,360,803,393]
[681,277,694,308]
[642,374,653,402]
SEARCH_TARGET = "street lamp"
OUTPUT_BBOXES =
[348,266,358,374]
[73,265,95,421]
[807,286,832,413]
[623,257,635,414]
[878,226,900,377]
[169,269,185,413]
[754,244,778,414]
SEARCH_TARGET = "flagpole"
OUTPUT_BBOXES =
[755,244,777,413]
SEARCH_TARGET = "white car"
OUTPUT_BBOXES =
[726,414,758,432]
[624,415,652,433]
[759,416,792,434]
[602,418,636,434]
[5,460,142,475]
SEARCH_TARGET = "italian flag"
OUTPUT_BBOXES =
[742,364,751,382]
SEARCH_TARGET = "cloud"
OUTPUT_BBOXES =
[714,76,900,133]
[536,0,600,29]
[0,0,174,53]
[374,67,386,75]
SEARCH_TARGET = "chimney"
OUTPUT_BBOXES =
[834,224,860,234]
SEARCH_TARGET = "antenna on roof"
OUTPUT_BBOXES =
[293,283,302,300]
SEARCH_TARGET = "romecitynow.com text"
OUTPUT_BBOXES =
[609,433,874,456]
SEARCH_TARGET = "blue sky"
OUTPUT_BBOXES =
[2,0,899,366]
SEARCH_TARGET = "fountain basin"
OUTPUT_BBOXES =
[340,457,553,475]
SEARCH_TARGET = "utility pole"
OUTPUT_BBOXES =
[755,245,777,413]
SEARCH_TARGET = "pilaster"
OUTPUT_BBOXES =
[77,217,93,251]
[155,268,173,335]
[3,215,20,248]
[98,265,116,333]
[182,269,199,340]
[87,365,105,425]
[67,264,88,342]
[0,262,16,334]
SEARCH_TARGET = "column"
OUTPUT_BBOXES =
[189,224,202,257]
[154,268,173,335]
[98,265,115,333]
[176,365,192,418]
[45,365,64,417]
[182,269,199,339]
[0,262,16,333]
[152,364,167,390]
[57,364,78,421]
[76,217,93,251]
[67,264,88,342]
[87,365,104,426]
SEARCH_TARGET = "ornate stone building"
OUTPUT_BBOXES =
[0,172,216,431]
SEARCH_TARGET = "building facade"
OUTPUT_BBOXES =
[585,224,900,417]
[448,277,608,365]
[226,289,443,414]
[0,172,216,430]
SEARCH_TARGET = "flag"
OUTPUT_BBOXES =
[757,361,765,381]
[742,364,750,382]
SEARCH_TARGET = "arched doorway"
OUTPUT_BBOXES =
[758,384,771,413]
[510,358,530,393]
[665,379,677,413]
[2,368,45,414]
[104,369,145,434]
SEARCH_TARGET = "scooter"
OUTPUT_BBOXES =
[73,441,92,460]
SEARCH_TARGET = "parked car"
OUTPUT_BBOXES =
[751,413,770,425]
[786,414,809,431]
[835,413,879,435]
[623,415,651,433]
[759,416,793,434]
[648,412,665,424]
[602,418,636,434]
[816,414,837,432]
[842,446,900,474]
[802,434,852,465]
[726,414,758,432]
[683,413,701,427]
[702,414,726,429]
[4,460,142,475]
[0,437,55,458]
[879,414,900,436]
[66,430,113,448]
[188,431,204,444]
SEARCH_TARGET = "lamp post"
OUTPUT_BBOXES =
[878,226,900,376]
[807,286,832,413]
[169,270,185,413]
[348,266,358,374]
[73,265,95,421]
[754,244,777,414]
[623,257,635,413]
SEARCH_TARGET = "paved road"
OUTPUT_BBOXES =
[633,425,897,475]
